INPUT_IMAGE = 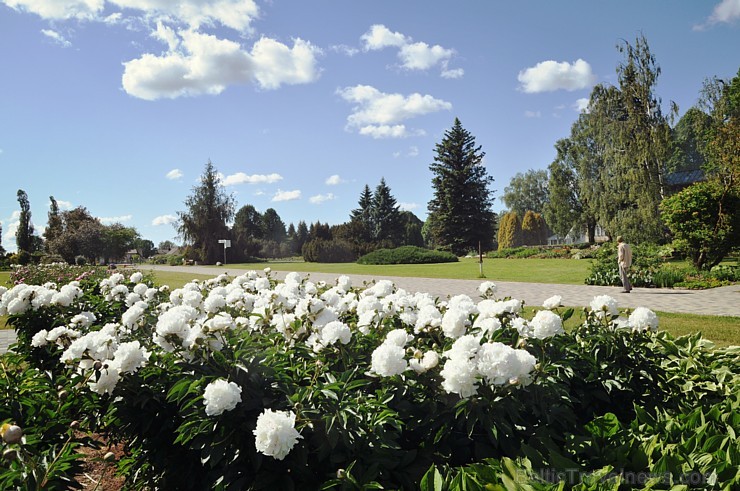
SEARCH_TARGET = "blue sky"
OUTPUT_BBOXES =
[1,0,739,253]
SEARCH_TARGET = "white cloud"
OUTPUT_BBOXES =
[574,98,590,112]
[41,29,71,47]
[309,193,335,204]
[152,214,177,226]
[518,59,596,93]
[3,0,104,20]
[361,24,408,50]
[524,110,541,118]
[272,189,301,202]
[325,174,344,185]
[360,24,461,77]
[98,214,132,224]
[330,44,359,57]
[2,217,19,249]
[338,84,451,138]
[166,168,183,180]
[408,146,419,157]
[122,31,321,100]
[222,172,283,186]
[695,0,740,29]
[56,200,73,210]
[399,202,419,211]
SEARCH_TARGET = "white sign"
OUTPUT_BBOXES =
[218,239,231,248]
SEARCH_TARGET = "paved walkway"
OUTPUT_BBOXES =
[2,264,738,354]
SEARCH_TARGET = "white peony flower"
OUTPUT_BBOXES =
[478,281,498,298]
[88,365,120,396]
[31,329,49,348]
[129,272,144,284]
[253,409,302,460]
[529,310,564,339]
[542,295,562,310]
[110,341,150,374]
[629,307,659,332]
[203,379,242,416]
[371,343,407,377]
[440,357,478,398]
[590,295,618,318]
[441,308,469,339]
[320,321,352,346]
[384,329,413,347]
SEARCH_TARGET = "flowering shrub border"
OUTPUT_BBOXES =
[1,269,737,489]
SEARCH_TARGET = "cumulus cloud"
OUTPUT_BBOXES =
[152,214,177,226]
[56,200,73,210]
[399,202,419,211]
[695,0,740,29]
[360,24,461,77]
[122,31,321,100]
[574,98,590,112]
[222,172,283,186]
[166,168,183,180]
[272,189,301,202]
[2,217,19,250]
[325,174,344,185]
[41,29,71,47]
[518,59,596,93]
[330,44,359,57]
[338,84,451,138]
[98,214,133,224]
[3,0,104,21]
[309,193,336,204]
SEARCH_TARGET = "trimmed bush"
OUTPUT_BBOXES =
[302,239,356,263]
[357,246,458,264]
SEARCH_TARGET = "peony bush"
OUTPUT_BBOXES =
[1,268,738,489]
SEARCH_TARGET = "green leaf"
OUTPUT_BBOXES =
[420,465,445,491]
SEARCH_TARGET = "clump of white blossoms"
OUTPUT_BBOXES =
[253,409,302,460]
[542,295,562,310]
[590,295,618,318]
[371,342,408,377]
[529,310,564,339]
[478,281,498,299]
[203,379,242,416]
[628,307,659,332]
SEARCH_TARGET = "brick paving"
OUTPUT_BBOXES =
[2,264,738,354]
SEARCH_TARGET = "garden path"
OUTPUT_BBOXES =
[2,265,738,354]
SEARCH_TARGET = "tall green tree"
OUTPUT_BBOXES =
[44,196,63,250]
[262,208,287,244]
[427,118,496,255]
[400,211,425,247]
[371,178,403,245]
[544,139,584,240]
[15,189,36,255]
[502,169,549,216]
[102,223,139,263]
[497,211,522,250]
[667,107,712,173]
[349,184,374,243]
[176,161,235,264]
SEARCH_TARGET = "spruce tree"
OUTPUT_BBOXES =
[371,178,403,245]
[176,161,235,264]
[427,118,496,255]
[349,184,374,242]
[45,196,63,251]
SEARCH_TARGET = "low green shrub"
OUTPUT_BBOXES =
[357,245,458,265]
[302,239,357,263]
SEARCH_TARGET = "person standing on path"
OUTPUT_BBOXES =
[617,236,633,293]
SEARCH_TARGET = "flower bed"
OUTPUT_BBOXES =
[1,270,738,489]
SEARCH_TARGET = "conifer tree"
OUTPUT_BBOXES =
[16,189,36,254]
[427,118,496,255]
[45,196,63,250]
[497,211,521,250]
[176,161,235,264]
[371,178,403,245]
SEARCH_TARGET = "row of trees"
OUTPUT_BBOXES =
[176,119,498,263]
[11,191,151,265]
[497,35,737,269]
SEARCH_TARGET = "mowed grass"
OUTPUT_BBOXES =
[215,257,594,285]
[2,269,738,348]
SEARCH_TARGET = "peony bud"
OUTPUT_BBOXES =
[336,469,346,479]
[2,425,22,444]
[93,361,103,371]
[103,452,116,462]
[3,448,18,461]
[69,421,80,430]
[58,390,69,400]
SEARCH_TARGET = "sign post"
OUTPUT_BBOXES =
[218,239,231,264]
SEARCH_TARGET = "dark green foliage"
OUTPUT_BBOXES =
[661,180,739,270]
[302,238,357,262]
[176,161,235,264]
[357,246,458,265]
[427,118,496,255]
[15,190,36,254]
[44,196,63,250]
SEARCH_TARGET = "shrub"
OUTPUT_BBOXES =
[2,272,738,489]
[497,212,521,250]
[302,239,356,262]
[74,255,87,266]
[357,246,458,265]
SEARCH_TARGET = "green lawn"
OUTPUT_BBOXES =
[214,257,594,284]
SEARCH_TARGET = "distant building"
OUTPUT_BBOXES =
[664,169,705,195]
[548,224,609,246]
